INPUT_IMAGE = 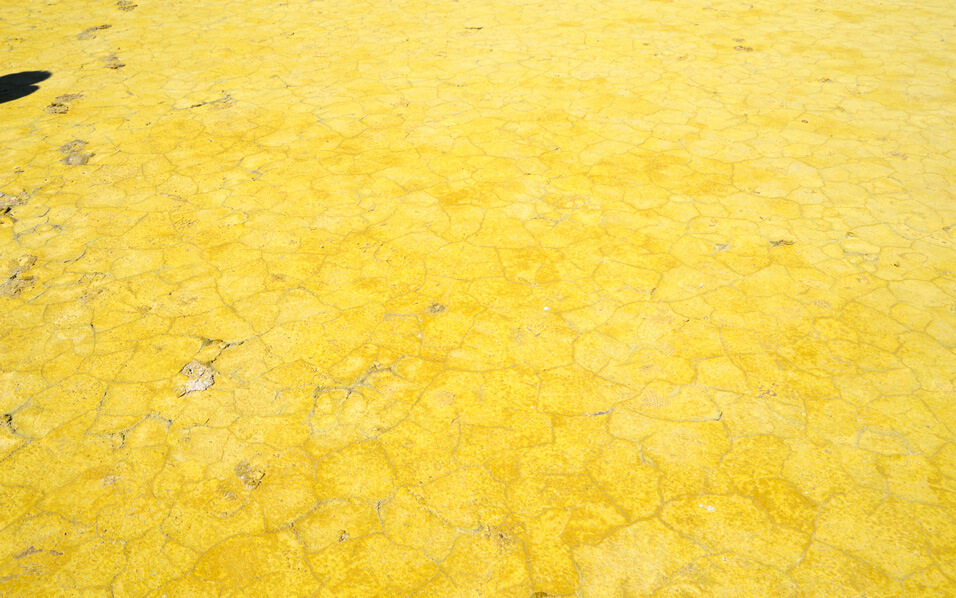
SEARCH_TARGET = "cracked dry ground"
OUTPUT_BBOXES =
[0,0,955,596]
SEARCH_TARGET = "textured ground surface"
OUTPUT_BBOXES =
[1,0,955,596]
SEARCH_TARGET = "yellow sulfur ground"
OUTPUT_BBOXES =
[1,0,955,595]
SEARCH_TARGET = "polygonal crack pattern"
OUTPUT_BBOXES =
[0,0,954,596]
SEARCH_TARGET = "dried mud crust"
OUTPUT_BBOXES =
[0,255,37,298]
[0,0,954,596]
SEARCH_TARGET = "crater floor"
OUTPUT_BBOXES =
[1,0,954,596]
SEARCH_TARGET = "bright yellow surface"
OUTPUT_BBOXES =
[1,0,955,595]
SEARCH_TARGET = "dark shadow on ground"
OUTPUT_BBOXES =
[0,71,52,104]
